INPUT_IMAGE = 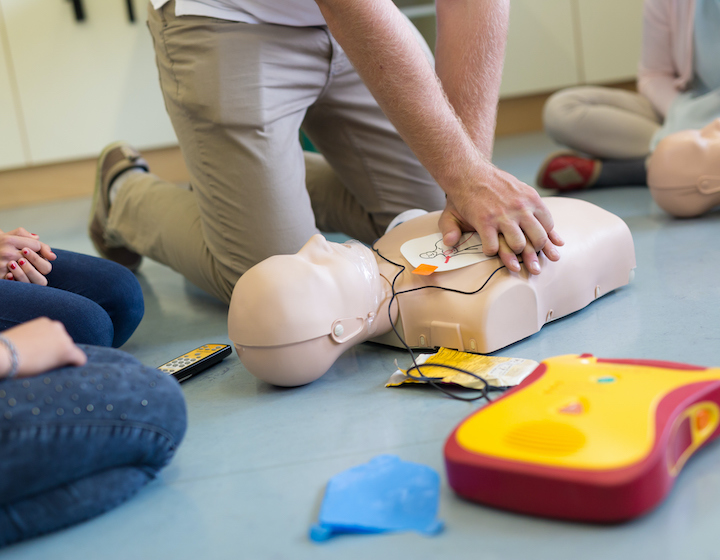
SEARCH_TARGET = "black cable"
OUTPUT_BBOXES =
[372,242,509,402]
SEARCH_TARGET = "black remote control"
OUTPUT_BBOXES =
[157,343,232,382]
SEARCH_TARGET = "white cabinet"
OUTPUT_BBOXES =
[400,0,645,99]
[576,0,644,84]
[0,0,647,170]
[500,0,580,97]
[0,7,25,171]
[1,0,176,166]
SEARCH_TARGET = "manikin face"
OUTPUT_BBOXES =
[229,235,385,348]
[650,119,720,187]
[647,119,720,217]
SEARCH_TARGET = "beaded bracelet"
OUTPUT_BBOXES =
[0,335,19,378]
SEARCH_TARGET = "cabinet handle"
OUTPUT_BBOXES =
[126,0,136,23]
[66,0,137,24]
[68,0,85,22]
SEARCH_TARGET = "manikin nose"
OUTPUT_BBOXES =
[306,234,332,252]
[297,234,334,262]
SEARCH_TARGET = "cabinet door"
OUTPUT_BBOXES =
[500,0,580,98]
[0,8,26,170]
[576,0,644,84]
[1,0,176,165]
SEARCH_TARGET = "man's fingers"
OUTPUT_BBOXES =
[497,235,521,273]
[542,242,560,262]
[518,216,549,251]
[521,243,541,275]
[438,206,463,248]
[498,235,543,275]
[548,229,564,247]
[497,222,526,255]
[533,203,555,232]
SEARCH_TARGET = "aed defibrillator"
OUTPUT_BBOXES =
[445,354,720,522]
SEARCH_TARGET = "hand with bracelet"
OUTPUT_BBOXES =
[0,318,87,379]
[0,318,185,548]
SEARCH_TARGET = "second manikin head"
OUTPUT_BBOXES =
[647,118,720,218]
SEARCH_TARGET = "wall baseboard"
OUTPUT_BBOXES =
[0,146,190,211]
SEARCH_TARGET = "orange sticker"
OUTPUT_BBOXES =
[412,264,438,276]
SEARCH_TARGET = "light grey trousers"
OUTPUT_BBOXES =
[542,86,663,159]
[106,2,445,303]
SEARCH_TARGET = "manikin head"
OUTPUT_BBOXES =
[228,235,388,386]
[647,119,720,218]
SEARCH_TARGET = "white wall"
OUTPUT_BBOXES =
[0,2,26,170]
[0,0,645,170]
[0,0,176,169]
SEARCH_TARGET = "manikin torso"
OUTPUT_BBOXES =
[371,197,635,354]
[229,197,636,386]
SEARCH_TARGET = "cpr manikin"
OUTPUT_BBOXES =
[229,197,636,386]
[647,118,720,218]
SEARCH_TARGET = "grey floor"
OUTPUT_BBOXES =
[3,132,720,559]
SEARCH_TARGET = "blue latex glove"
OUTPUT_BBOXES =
[310,454,444,542]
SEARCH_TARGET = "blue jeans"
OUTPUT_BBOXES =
[0,249,144,347]
[0,345,187,547]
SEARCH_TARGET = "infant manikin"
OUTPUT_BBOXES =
[647,118,720,218]
[229,197,636,386]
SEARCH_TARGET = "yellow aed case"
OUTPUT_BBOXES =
[444,354,720,522]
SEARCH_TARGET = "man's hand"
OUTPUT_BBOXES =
[0,228,56,285]
[438,163,564,274]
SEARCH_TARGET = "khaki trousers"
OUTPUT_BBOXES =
[106,2,445,303]
[542,86,663,159]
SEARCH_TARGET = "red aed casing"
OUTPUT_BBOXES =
[444,354,720,522]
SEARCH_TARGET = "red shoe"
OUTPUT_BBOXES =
[536,151,601,191]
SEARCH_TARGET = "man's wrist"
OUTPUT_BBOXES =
[439,153,494,200]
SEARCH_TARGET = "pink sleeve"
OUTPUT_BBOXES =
[637,0,680,118]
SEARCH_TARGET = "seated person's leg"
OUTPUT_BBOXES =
[0,281,114,347]
[542,86,661,159]
[44,249,144,347]
[0,345,186,547]
[538,86,662,190]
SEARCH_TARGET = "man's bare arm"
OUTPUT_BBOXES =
[434,0,563,272]
[314,0,562,273]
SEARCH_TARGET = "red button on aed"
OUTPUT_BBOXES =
[559,402,584,415]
